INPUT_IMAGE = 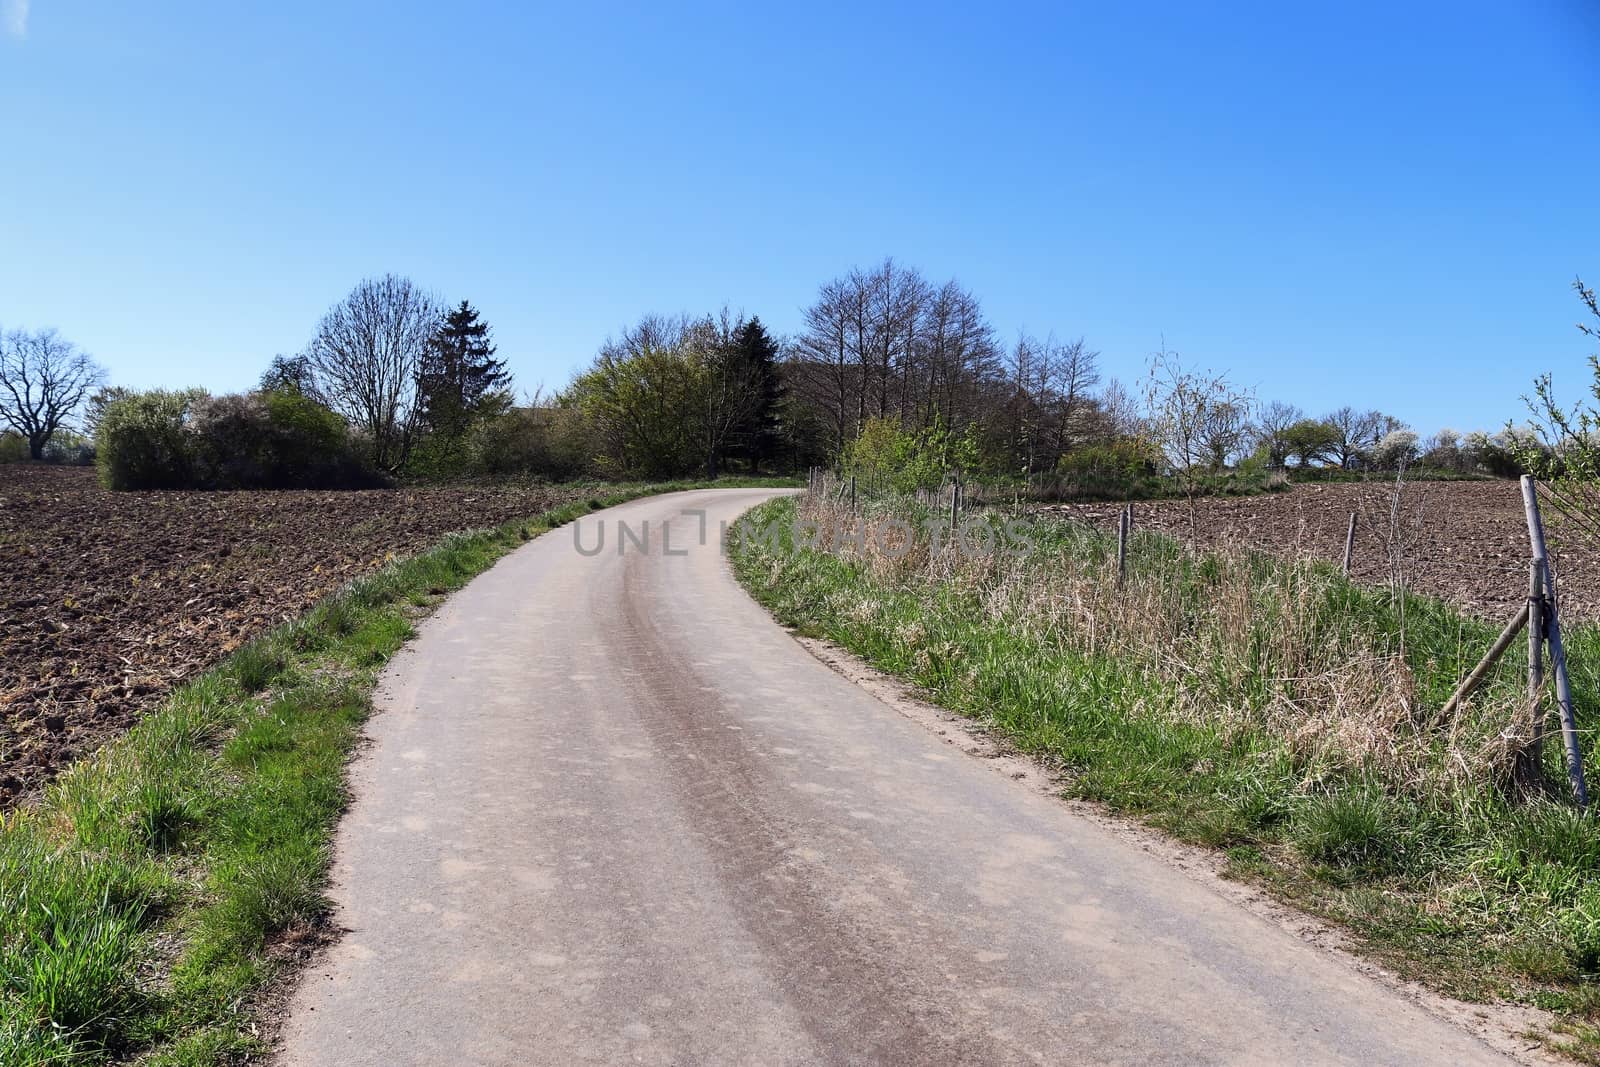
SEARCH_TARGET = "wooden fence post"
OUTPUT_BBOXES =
[1342,512,1357,576]
[1116,504,1129,588]
[849,474,857,514]
[1515,559,1547,792]
[1439,605,1528,723]
[1521,475,1588,807]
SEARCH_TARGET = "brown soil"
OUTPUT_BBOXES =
[1038,480,1600,625]
[0,465,587,806]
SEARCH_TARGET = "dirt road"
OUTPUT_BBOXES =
[280,489,1514,1066]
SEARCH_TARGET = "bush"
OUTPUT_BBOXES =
[96,389,202,490]
[41,432,95,466]
[0,432,26,463]
[1053,437,1162,499]
[189,391,374,489]
[842,416,981,494]
[468,406,595,480]
[96,389,377,491]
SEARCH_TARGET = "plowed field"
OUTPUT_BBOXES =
[1041,479,1600,624]
[0,465,589,806]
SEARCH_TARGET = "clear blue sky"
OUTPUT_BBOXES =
[2,1,1596,434]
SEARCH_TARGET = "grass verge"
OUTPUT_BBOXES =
[730,492,1600,1061]
[0,476,796,1066]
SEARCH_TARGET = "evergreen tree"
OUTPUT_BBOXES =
[730,316,783,471]
[418,301,512,436]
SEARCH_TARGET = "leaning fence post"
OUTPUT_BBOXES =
[1521,475,1588,807]
[949,473,960,536]
[1342,512,1357,576]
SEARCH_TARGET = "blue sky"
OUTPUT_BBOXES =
[2,1,1596,434]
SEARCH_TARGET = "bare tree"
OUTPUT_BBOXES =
[1044,336,1101,460]
[1144,348,1253,534]
[1254,400,1303,467]
[1197,395,1253,471]
[1097,377,1143,437]
[1006,333,1050,473]
[303,275,440,472]
[792,275,867,451]
[0,328,108,458]
[921,279,999,432]
[1324,405,1383,470]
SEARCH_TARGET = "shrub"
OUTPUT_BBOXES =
[97,389,376,491]
[1053,437,1162,499]
[842,416,981,494]
[0,432,26,463]
[189,391,374,489]
[95,389,202,490]
[468,405,595,480]
[41,432,95,466]
[261,390,374,487]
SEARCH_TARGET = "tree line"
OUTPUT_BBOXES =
[0,263,1580,492]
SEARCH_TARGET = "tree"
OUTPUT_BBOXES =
[83,385,133,439]
[302,275,440,472]
[1371,429,1420,470]
[417,301,512,437]
[1282,418,1341,468]
[261,353,320,398]
[571,312,763,480]
[1420,429,1463,472]
[1254,400,1304,467]
[729,316,783,471]
[1323,406,1383,469]
[0,328,107,459]
[1143,350,1253,531]
[683,311,764,479]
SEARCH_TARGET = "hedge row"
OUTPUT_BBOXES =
[95,390,380,490]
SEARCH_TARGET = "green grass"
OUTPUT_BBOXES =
[731,493,1600,1061]
[0,475,797,1066]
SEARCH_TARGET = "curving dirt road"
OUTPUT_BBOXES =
[280,488,1514,1066]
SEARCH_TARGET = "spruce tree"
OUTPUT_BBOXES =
[731,316,783,471]
[418,301,511,437]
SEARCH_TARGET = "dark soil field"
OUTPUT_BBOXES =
[1040,479,1600,625]
[0,465,590,806]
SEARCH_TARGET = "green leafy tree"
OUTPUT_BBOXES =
[1281,418,1341,468]
[417,301,512,437]
[843,415,980,495]
[570,343,703,479]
